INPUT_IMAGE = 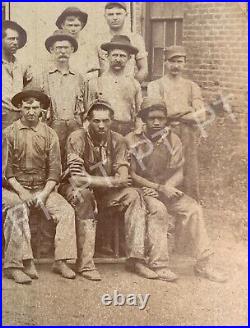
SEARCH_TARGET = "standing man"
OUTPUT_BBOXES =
[55,6,99,79]
[39,29,85,166]
[59,99,157,281]
[2,20,32,130]
[86,35,142,136]
[2,88,77,284]
[147,46,206,201]
[96,2,148,83]
[126,98,227,283]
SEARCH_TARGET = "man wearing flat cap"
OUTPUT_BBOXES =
[148,45,206,201]
[2,20,33,130]
[95,2,148,83]
[126,97,227,283]
[86,35,142,137]
[37,29,86,167]
[2,87,77,284]
[59,98,157,281]
[55,6,99,79]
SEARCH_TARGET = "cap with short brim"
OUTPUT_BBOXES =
[165,45,186,60]
[138,97,167,121]
[105,2,127,11]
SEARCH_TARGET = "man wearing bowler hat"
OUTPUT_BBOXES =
[2,87,77,284]
[126,97,227,283]
[56,6,99,79]
[2,20,33,130]
[148,45,206,202]
[96,2,148,83]
[38,29,85,167]
[86,35,142,136]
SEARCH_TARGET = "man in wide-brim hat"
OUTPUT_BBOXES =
[2,87,77,284]
[56,6,88,35]
[86,35,142,137]
[2,20,33,130]
[38,29,84,167]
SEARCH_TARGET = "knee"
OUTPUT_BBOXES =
[61,202,75,221]
[187,200,203,220]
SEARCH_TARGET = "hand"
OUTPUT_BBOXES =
[159,185,183,200]
[18,189,35,207]
[112,176,129,188]
[34,191,49,208]
[142,187,159,198]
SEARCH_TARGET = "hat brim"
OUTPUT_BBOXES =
[101,42,138,55]
[45,34,78,52]
[3,21,27,49]
[11,90,51,109]
[56,11,88,30]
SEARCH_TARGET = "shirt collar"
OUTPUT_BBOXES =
[135,126,171,145]
[16,119,42,132]
[48,64,76,75]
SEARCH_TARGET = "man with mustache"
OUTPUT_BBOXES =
[38,30,85,166]
[2,20,33,130]
[148,46,206,201]
[126,97,227,283]
[95,2,148,83]
[55,6,99,79]
[85,35,142,137]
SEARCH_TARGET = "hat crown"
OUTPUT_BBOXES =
[110,34,132,46]
[165,45,186,60]
[105,2,127,11]
[141,97,166,111]
[51,29,74,38]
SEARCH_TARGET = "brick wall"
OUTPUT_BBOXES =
[136,3,247,223]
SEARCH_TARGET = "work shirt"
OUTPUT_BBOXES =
[40,65,85,121]
[66,128,129,178]
[126,127,184,184]
[2,57,32,114]
[96,29,147,77]
[147,75,204,118]
[3,120,61,188]
[85,72,142,122]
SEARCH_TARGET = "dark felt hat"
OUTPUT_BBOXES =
[138,97,167,121]
[11,87,51,109]
[3,20,27,49]
[45,29,78,52]
[101,35,138,55]
[87,98,114,118]
[105,2,127,11]
[56,7,88,29]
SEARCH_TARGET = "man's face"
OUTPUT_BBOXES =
[89,109,112,137]
[108,48,130,71]
[61,16,83,37]
[105,7,127,30]
[2,28,19,55]
[145,109,168,134]
[50,40,74,62]
[20,99,42,125]
[166,56,186,77]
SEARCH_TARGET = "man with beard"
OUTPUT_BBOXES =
[55,6,99,79]
[2,20,33,130]
[126,97,227,283]
[147,46,206,201]
[2,88,77,284]
[59,99,156,281]
[38,29,85,166]
[85,35,142,136]
[95,2,148,83]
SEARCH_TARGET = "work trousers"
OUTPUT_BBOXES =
[2,188,77,269]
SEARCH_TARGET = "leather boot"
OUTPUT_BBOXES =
[76,219,101,280]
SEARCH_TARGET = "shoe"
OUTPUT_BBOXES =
[79,269,101,281]
[133,262,158,279]
[23,260,39,279]
[52,261,76,279]
[194,264,227,283]
[154,268,179,282]
[5,268,32,285]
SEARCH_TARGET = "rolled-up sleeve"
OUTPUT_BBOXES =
[169,134,185,169]
[47,130,62,183]
[2,128,14,180]
[112,135,130,173]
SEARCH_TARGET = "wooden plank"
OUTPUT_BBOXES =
[176,19,183,45]
[165,20,176,47]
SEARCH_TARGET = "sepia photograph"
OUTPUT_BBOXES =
[2,1,248,326]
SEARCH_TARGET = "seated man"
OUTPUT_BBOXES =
[59,98,157,281]
[2,87,77,284]
[126,97,227,283]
